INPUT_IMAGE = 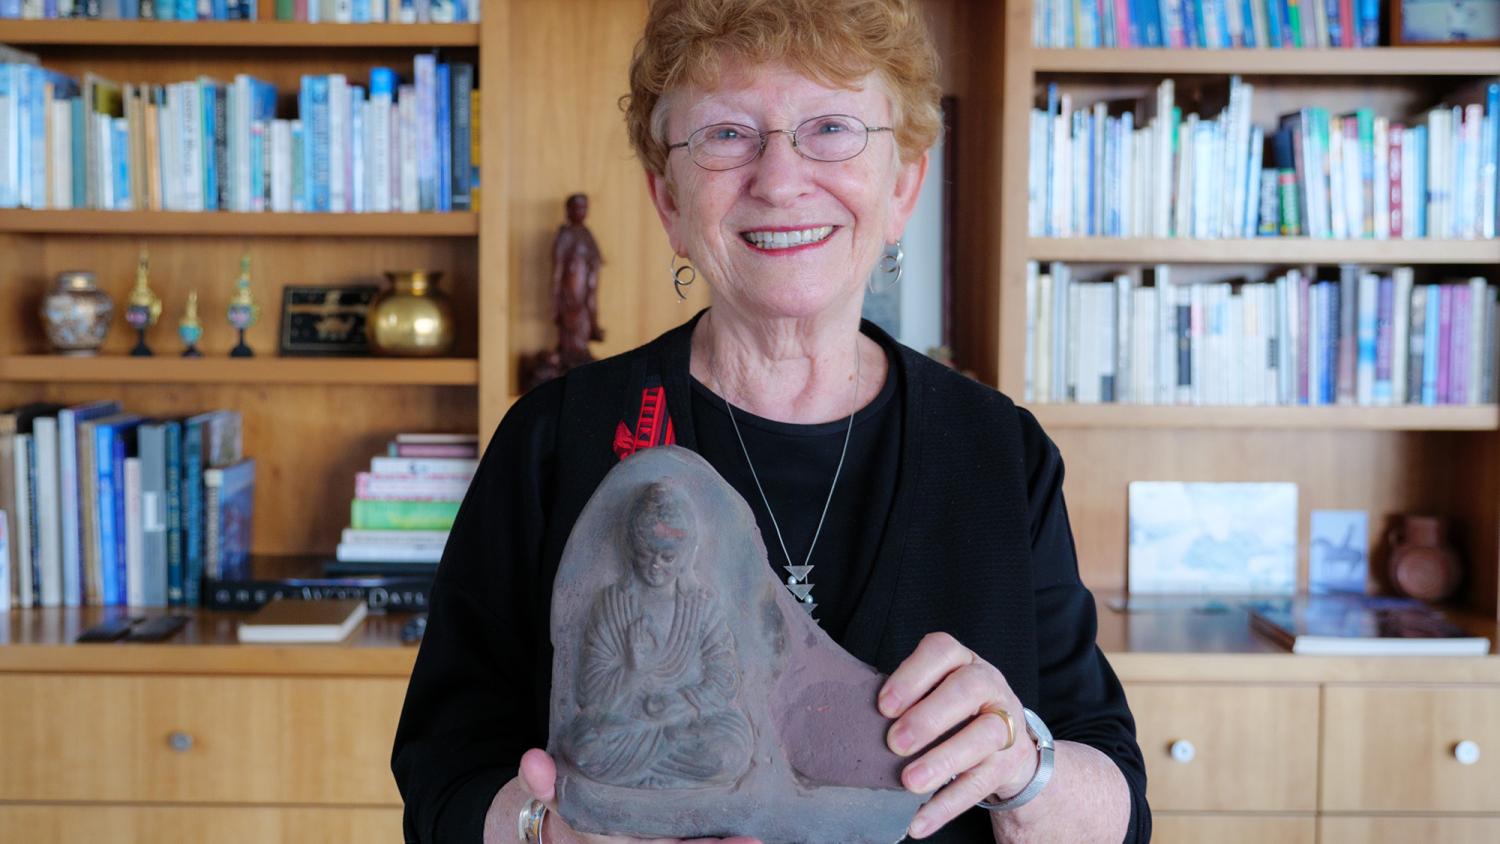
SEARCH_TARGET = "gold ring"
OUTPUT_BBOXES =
[982,705,1016,751]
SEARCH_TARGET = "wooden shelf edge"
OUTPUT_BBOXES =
[1028,237,1500,265]
[0,20,480,47]
[1031,47,1500,76]
[0,210,478,237]
[1027,403,1500,431]
[0,356,479,386]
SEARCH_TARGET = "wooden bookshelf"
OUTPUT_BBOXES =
[1028,237,1500,264]
[1032,47,1500,76]
[0,20,480,47]
[1029,403,1500,431]
[0,210,478,237]
[0,356,479,386]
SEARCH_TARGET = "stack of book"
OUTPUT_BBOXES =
[0,403,250,610]
[274,0,483,22]
[0,1,259,19]
[1033,0,1383,48]
[1029,77,1500,241]
[0,49,478,213]
[335,432,474,572]
[1026,262,1497,407]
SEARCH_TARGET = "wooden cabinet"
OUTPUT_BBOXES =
[0,805,403,844]
[1320,816,1500,843]
[1321,685,1500,812]
[1153,813,1316,844]
[1129,684,1319,811]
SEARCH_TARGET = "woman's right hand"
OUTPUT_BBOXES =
[486,748,761,844]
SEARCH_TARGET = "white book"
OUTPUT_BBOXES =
[238,598,368,644]
[0,507,9,613]
[32,417,62,608]
[13,433,33,609]
[336,542,443,564]
[1035,272,1053,403]
[350,88,365,213]
[1287,270,1303,405]
[1114,272,1133,403]
[394,433,478,444]
[1065,278,1081,401]
[398,86,419,212]
[327,74,349,213]
[270,119,293,213]
[369,85,392,213]
[1132,286,1155,405]
[341,528,449,545]
[369,456,478,477]
[1469,277,1487,407]
[1328,127,1347,239]
[49,97,71,209]
[1373,117,1391,240]
[1391,268,1413,404]
[182,82,204,212]
[335,0,353,23]
[95,115,114,211]
[1356,273,1378,405]
[1024,261,1038,401]
[124,457,144,608]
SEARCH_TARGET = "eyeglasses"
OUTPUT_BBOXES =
[666,114,894,171]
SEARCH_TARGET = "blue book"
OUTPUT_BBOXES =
[156,0,173,19]
[112,117,130,209]
[57,400,120,607]
[1357,0,1378,46]
[181,415,206,605]
[350,85,365,212]
[204,459,254,581]
[93,415,141,605]
[352,0,366,22]
[0,66,17,208]
[163,420,184,605]
[0,2,20,19]
[450,62,472,211]
[210,0,226,19]
[1410,124,1427,238]
[303,74,330,212]
[69,95,86,208]
[1324,282,1340,405]
[414,53,437,211]
[291,120,305,212]
[436,62,452,212]
[178,0,193,20]
[1264,0,1284,46]
[1484,83,1498,240]
[1422,284,1441,405]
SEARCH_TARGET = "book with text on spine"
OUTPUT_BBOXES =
[1247,595,1491,656]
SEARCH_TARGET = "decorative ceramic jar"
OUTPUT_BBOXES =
[40,271,113,356]
[1387,515,1462,602]
[368,271,455,357]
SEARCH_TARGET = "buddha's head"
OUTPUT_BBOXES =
[626,480,696,589]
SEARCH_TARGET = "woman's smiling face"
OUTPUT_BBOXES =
[647,63,926,323]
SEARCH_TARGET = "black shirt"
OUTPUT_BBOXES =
[688,337,900,641]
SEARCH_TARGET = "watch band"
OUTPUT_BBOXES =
[977,707,1055,812]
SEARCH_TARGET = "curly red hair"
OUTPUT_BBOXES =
[624,0,942,175]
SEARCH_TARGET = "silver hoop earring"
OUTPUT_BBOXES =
[670,254,697,301]
[870,240,903,294]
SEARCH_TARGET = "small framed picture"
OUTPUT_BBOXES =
[1391,0,1500,46]
[278,284,380,356]
[1309,510,1370,595]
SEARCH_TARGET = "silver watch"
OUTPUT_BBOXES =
[977,707,1054,812]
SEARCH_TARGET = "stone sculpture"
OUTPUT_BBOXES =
[549,446,927,844]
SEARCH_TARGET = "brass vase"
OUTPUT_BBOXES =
[368,271,455,357]
[40,271,114,356]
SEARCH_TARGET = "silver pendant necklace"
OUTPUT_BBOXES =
[712,330,860,618]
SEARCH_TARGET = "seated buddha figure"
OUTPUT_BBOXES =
[562,480,754,789]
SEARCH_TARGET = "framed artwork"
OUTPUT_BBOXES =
[1309,510,1370,595]
[278,284,379,356]
[1391,0,1500,45]
[1127,481,1299,595]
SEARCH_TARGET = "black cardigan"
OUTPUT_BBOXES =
[392,313,1150,843]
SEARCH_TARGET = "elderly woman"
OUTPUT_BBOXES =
[392,0,1149,842]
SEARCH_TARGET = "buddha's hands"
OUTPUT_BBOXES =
[505,748,762,844]
[879,632,1040,839]
[625,618,657,669]
[643,691,692,720]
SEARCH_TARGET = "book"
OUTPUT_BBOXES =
[57,400,120,607]
[350,498,460,531]
[203,458,254,581]
[204,570,432,611]
[1247,596,1491,656]
[0,508,8,612]
[236,597,368,643]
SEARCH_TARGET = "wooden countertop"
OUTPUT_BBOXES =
[2,594,1497,684]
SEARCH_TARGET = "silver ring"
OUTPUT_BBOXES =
[517,798,547,843]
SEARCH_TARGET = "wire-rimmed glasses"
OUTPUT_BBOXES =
[666,114,893,171]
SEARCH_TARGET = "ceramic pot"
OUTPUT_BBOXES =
[40,271,113,356]
[368,271,455,357]
[1387,515,1462,602]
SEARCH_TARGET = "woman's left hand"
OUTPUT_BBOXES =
[879,632,1039,839]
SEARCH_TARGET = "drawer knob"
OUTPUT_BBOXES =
[1169,739,1196,764]
[168,731,195,753]
[1454,741,1481,766]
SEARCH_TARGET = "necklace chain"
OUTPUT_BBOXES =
[710,324,860,617]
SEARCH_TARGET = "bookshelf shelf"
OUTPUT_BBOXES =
[0,355,479,386]
[1031,47,1500,77]
[0,210,478,237]
[1027,237,1500,265]
[0,20,480,48]
[1027,403,1500,431]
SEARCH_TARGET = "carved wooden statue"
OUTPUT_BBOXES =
[523,193,604,391]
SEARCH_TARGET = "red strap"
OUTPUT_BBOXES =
[614,385,676,460]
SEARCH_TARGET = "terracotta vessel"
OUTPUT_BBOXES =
[368,271,455,357]
[1387,515,1462,602]
[40,271,113,356]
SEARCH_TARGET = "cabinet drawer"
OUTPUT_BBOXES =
[1127,683,1319,811]
[0,805,402,843]
[1321,685,1500,812]
[1154,814,1315,844]
[1319,816,1500,844]
[0,674,406,805]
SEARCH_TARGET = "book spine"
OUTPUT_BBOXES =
[201,577,432,612]
[124,456,143,607]
[204,471,221,580]
[355,473,468,501]
[93,425,117,605]
[33,417,62,607]
[164,421,183,606]
[1373,275,1393,405]
[1409,285,1426,406]
[13,434,34,608]
[450,62,472,211]
[350,499,461,531]
[1437,285,1452,405]
[182,419,203,606]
